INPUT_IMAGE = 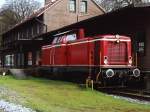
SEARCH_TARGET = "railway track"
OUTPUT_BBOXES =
[97,86,150,102]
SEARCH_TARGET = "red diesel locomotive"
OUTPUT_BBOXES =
[41,29,141,86]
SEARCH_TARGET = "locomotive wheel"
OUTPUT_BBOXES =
[52,67,65,80]
[52,68,59,79]
[35,68,42,77]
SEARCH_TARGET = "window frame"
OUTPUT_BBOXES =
[69,0,76,12]
[5,54,14,66]
[80,0,87,13]
[138,41,145,55]
[136,31,146,56]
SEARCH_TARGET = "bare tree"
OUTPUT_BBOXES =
[3,0,40,21]
[98,0,146,12]
[0,0,40,33]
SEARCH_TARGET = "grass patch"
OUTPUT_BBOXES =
[0,75,149,112]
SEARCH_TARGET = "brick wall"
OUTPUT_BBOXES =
[44,0,104,32]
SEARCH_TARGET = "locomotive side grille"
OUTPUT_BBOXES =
[107,42,127,64]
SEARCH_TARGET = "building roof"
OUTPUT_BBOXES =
[34,3,150,39]
[3,0,105,34]
[91,0,106,13]
[3,0,60,33]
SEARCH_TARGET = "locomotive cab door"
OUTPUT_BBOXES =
[94,41,100,66]
[93,40,101,80]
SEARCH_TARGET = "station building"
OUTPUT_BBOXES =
[0,0,105,68]
[2,1,150,76]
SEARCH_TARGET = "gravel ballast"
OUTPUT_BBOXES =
[109,95,150,105]
[0,100,36,112]
[0,86,36,112]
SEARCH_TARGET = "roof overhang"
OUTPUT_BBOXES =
[36,4,150,38]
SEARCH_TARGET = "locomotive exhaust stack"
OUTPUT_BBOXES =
[78,28,85,39]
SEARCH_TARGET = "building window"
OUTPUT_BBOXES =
[69,0,76,12]
[37,24,40,34]
[17,32,20,40]
[136,32,146,55]
[138,42,145,54]
[80,0,87,13]
[5,54,14,66]
[28,52,32,66]
[17,53,24,67]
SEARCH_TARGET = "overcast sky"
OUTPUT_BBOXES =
[0,0,45,8]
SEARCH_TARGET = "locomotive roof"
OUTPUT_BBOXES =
[96,34,130,39]
[91,35,131,41]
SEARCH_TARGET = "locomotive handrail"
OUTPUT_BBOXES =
[96,51,102,83]
[53,30,73,36]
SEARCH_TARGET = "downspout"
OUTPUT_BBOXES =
[77,0,80,22]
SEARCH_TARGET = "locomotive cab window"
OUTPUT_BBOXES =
[66,34,77,42]
[52,36,64,44]
[69,0,76,12]
[57,36,63,43]
[80,0,87,13]
[52,37,59,44]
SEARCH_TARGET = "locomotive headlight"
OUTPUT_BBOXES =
[133,68,140,77]
[116,35,120,43]
[104,56,108,65]
[129,56,132,65]
[106,69,115,78]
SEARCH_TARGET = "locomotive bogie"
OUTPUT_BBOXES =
[100,68,140,79]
